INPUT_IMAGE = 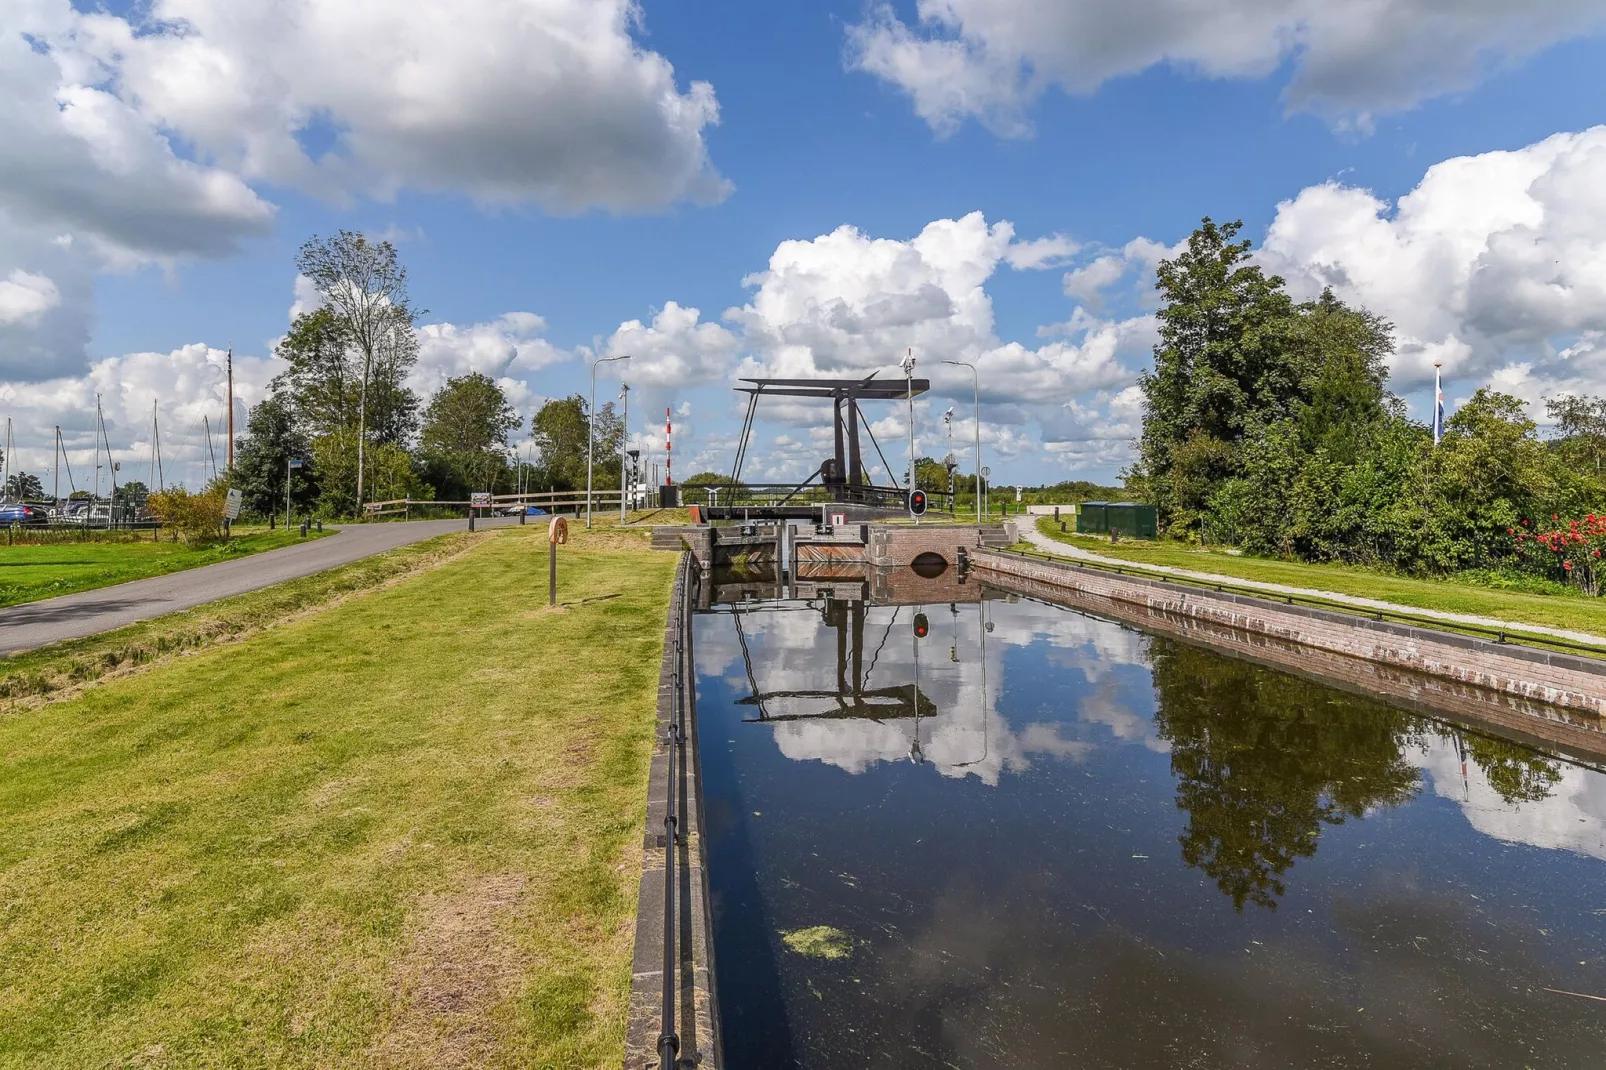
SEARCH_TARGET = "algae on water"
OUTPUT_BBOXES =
[781,925,853,960]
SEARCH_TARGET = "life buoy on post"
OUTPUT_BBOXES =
[547,516,567,605]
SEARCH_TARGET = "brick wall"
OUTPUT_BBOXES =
[972,551,1606,755]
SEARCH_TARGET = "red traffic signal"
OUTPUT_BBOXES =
[908,489,928,516]
[913,613,930,639]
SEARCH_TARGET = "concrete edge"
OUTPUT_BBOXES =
[624,553,722,1070]
[983,549,1605,677]
[972,549,1606,749]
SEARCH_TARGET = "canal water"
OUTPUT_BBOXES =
[694,580,1606,1068]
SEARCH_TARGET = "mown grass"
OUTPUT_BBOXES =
[0,532,479,704]
[0,527,329,607]
[1033,517,1606,640]
[0,524,676,1067]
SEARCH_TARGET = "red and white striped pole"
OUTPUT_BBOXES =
[665,407,673,486]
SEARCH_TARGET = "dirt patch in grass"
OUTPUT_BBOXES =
[368,874,528,1069]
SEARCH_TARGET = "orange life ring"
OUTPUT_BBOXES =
[549,516,569,545]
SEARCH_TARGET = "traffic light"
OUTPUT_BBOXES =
[913,613,930,639]
[908,489,928,516]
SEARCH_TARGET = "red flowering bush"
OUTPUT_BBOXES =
[1512,513,1606,595]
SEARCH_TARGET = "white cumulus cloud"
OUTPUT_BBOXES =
[848,0,1606,137]
[1258,126,1606,401]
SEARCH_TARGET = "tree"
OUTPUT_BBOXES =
[1138,218,1300,534]
[1291,290,1394,465]
[294,231,420,511]
[530,395,623,491]
[419,373,519,499]
[113,480,150,505]
[233,394,316,518]
[1548,394,1606,478]
[4,472,44,499]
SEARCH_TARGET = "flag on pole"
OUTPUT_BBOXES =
[1432,365,1445,446]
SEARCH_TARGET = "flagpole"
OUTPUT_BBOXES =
[1432,362,1443,446]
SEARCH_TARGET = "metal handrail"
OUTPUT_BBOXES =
[658,556,691,1068]
[992,546,1606,661]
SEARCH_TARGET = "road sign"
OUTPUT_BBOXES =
[471,491,491,508]
[224,488,242,520]
[289,457,303,469]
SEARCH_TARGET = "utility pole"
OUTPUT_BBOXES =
[618,381,630,525]
[942,360,982,522]
[586,353,629,527]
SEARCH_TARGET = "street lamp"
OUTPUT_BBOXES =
[900,349,917,493]
[942,359,982,522]
[618,381,630,526]
[587,353,630,528]
[943,406,955,513]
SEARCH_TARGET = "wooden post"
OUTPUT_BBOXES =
[548,515,568,606]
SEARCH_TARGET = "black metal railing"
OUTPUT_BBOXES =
[658,555,692,1068]
[992,546,1606,662]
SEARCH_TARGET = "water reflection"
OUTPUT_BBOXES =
[696,579,1606,1068]
[1147,637,1425,910]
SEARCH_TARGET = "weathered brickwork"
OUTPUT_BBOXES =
[973,550,1606,756]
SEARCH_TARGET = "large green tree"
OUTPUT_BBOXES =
[233,395,315,519]
[293,231,421,510]
[529,395,624,491]
[419,373,519,498]
[1138,219,1397,539]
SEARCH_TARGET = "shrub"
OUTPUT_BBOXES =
[1512,514,1606,596]
[147,486,227,545]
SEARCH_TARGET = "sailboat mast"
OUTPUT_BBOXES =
[226,345,234,475]
[204,415,218,482]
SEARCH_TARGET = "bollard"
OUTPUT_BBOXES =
[468,511,476,532]
[1061,520,1067,532]
[316,518,322,533]
[270,512,275,530]
[520,509,526,526]
[300,518,309,537]
[1054,506,1060,521]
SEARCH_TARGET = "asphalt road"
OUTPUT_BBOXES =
[0,517,525,657]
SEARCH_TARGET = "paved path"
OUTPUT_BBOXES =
[0,517,525,656]
[1019,526,1606,649]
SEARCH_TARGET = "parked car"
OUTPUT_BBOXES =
[0,502,45,525]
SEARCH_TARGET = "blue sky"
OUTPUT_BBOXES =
[4,0,1606,490]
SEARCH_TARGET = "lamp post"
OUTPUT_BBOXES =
[587,354,629,528]
[900,349,917,490]
[942,359,982,522]
[618,381,630,525]
[943,406,954,513]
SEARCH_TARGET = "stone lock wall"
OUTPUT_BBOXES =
[972,550,1606,755]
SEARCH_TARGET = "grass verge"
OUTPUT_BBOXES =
[0,525,676,1067]
[0,527,331,608]
[1032,517,1606,640]
[0,531,477,707]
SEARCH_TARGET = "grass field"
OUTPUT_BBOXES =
[0,528,327,608]
[0,524,676,1067]
[1032,517,1606,640]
